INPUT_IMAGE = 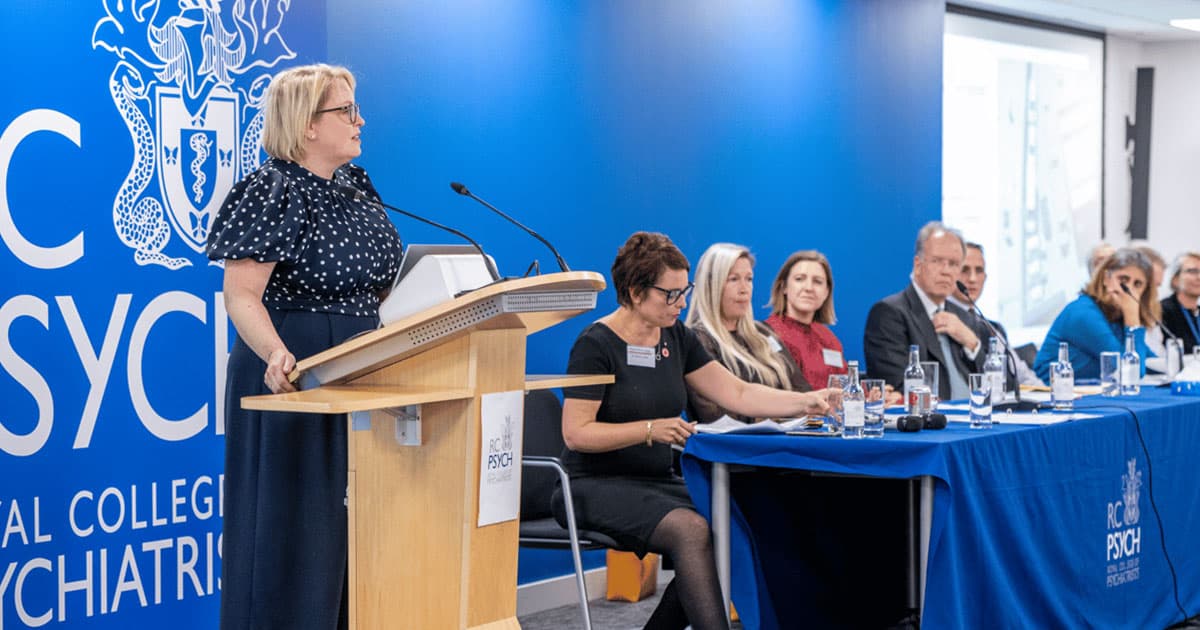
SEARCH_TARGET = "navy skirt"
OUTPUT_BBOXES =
[220,309,375,630]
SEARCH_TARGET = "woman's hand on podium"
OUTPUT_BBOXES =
[264,348,298,393]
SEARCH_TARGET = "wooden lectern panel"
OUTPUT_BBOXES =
[240,384,473,413]
[243,272,610,629]
[346,329,526,629]
[523,374,615,391]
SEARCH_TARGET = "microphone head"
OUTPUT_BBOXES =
[336,184,364,202]
[450,182,470,196]
[955,280,970,296]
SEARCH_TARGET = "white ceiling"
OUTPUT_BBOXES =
[954,0,1200,41]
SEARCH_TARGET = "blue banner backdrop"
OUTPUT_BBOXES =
[330,0,945,582]
[3,0,947,623]
[0,2,324,628]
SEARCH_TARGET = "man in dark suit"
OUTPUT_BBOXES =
[864,222,990,400]
[1160,252,1200,353]
[949,242,1043,388]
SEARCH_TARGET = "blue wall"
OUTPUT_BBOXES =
[330,0,944,584]
[0,2,944,625]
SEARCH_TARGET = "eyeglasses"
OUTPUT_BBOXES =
[923,255,962,270]
[648,282,694,305]
[315,102,361,124]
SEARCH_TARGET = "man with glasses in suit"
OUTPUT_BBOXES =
[864,221,991,400]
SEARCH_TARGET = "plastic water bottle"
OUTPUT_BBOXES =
[903,345,925,414]
[843,361,865,439]
[1120,329,1141,396]
[984,337,1007,404]
[1050,342,1074,410]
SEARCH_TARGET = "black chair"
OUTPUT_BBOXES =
[520,389,622,630]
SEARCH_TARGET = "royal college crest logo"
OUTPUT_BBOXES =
[1106,457,1143,587]
[1121,458,1141,526]
[91,0,296,269]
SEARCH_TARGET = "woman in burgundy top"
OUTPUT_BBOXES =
[765,250,848,389]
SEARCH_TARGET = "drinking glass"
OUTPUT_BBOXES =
[920,361,940,409]
[827,374,849,430]
[1100,351,1120,397]
[968,373,993,429]
[862,378,886,437]
[1166,338,1184,379]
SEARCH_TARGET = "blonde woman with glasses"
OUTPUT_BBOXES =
[207,64,401,630]
[685,243,811,423]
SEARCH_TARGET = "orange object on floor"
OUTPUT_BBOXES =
[605,550,658,602]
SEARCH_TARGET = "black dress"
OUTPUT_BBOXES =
[206,158,402,630]
[553,320,713,556]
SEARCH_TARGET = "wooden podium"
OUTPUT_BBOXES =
[242,272,612,629]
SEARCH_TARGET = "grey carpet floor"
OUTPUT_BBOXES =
[518,593,663,630]
[518,591,745,630]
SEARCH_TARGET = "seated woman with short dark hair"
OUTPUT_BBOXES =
[555,231,833,630]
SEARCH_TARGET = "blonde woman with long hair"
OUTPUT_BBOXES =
[685,243,811,422]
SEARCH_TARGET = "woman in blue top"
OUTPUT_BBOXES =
[1035,248,1157,381]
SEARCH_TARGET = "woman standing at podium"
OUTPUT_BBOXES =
[557,232,833,630]
[206,64,402,630]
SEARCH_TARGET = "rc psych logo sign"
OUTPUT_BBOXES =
[0,2,315,627]
[1105,458,1142,587]
[1,0,297,459]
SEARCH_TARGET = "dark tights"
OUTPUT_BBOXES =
[642,508,729,630]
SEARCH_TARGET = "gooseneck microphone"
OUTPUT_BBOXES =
[1121,283,1180,342]
[450,182,570,273]
[336,184,501,282]
[955,280,1039,411]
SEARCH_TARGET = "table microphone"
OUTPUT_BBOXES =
[336,184,502,283]
[1121,283,1181,342]
[955,280,1040,411]
[450,182,570,273]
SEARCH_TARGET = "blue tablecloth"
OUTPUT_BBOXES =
[681,390,1200,629]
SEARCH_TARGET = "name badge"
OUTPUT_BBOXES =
[627,345,656,368]
[822,348,843,368]
[767,336,783,353]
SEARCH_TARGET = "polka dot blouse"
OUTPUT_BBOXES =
[206,158,403,317]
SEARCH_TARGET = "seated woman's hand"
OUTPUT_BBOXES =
[648,417,696,446]
[803,388,837,415]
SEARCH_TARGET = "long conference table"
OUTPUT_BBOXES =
[680,388,1200,629]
